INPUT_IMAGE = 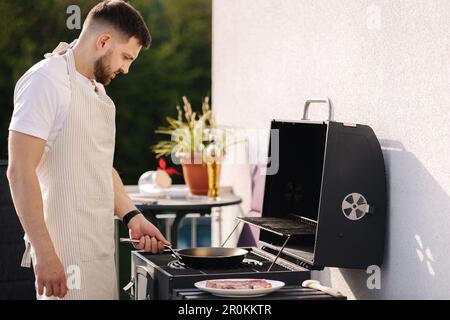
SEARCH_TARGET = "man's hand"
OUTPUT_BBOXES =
[111,168,169,253]
[34,252,68,298]
[128,214,169,253]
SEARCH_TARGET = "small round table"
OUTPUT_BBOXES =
[127,187,242,247]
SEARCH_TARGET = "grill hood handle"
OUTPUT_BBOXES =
[302,98,334,121]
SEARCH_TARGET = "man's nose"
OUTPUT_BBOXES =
[120,65,129,74]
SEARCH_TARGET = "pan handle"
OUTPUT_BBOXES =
[163,244,183,260]
[120,238,140,243]
[302,98,334,121]
[121,238,181,259]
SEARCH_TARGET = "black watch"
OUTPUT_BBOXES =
[122,209,142,227]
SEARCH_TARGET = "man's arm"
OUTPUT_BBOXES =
[112,168,137,219]
[7,130,67,298]
[112,168,168,253]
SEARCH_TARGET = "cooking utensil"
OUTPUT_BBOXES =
[302,280,344,298]
[163,244,183,260]
[120,238,141,244]
[120,238,248,268]
[120,238,177,253]
[120,237,175,251]
[173,247,248,268]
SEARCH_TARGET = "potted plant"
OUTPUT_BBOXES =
[152,96,220,195]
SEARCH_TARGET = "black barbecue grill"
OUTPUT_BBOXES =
[127,98,386,299]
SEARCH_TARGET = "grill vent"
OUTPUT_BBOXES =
[341,193,369,221]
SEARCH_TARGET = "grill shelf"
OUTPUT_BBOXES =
[237,217,316,237]
[222,216,318,272]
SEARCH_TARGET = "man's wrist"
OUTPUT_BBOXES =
[33,242,58,260]
[122,209,143,227]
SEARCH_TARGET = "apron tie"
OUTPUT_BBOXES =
[20,237,32,268]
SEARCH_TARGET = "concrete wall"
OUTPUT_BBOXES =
[212,0,450,299]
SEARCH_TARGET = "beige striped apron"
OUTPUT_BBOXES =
[21,43,118,300]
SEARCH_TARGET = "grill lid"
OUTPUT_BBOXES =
[234,98,387,270]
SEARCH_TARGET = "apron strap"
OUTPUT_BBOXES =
[44,40,78,82]
[20,240,32,268]
[65,48,78,83]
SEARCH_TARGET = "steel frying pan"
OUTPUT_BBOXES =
[120,238,248,268]
[172,247,248,268]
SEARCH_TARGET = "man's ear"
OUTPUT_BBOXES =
[96,34,112,50]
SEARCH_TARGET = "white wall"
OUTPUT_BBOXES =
[212,0,450,299]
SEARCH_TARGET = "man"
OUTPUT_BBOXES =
[7,0,168,300]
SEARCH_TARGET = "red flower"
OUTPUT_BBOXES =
[158,158,180,176]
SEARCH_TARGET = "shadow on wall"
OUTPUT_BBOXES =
[317,140,450,299]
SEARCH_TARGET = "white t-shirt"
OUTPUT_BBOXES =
[9,54,106,152]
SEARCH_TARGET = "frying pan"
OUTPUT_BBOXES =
[171,247,248,268]
[120,238,248,268]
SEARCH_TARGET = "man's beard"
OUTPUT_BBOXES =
[94,52,117,86]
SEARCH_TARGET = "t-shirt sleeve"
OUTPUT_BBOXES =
[9,72,60,141]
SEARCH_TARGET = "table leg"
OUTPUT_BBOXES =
[191,216,197,247]
[216,207,223,245]
[165,217,173,244]
[171,213,187,248]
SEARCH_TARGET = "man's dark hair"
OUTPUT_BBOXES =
[87,0,151,48]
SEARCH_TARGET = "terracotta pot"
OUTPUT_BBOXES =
[180,153,208,195]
